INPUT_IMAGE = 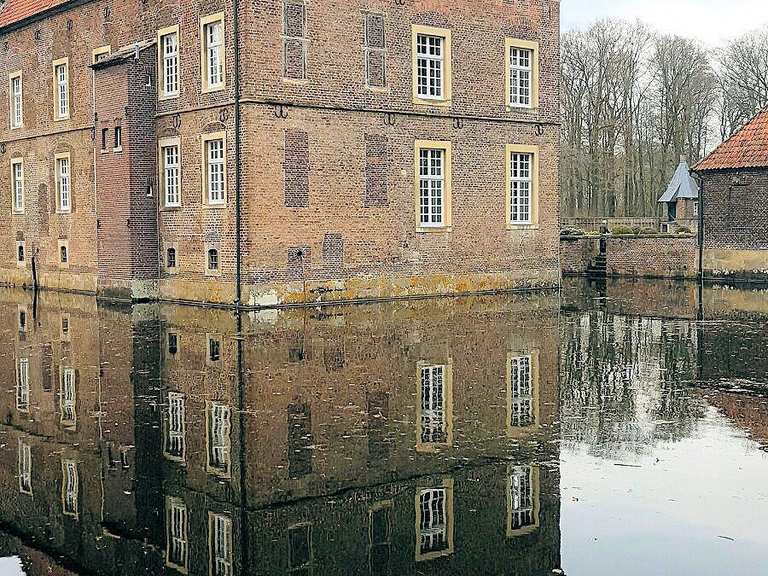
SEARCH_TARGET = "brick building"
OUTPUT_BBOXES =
[695,107,768,282]
[0,0,560,306]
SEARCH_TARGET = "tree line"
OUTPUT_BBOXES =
[561,21,768,218]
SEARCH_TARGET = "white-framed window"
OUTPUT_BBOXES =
[204,135,226,205]
[508,466,535,531]
[61,459,79,517]
[509,355,533,428]
[415,141,452,229]
[53,58,70,120]
[419,365,447,445]
[56,154,71,213]
[113,125,122,151]
[417,486,452,560]
[161,141,181,207]
[201,14,225,91]
[209,512,233,576]
[159,27,180,97]
[207,402,231,477]
[9,71,23,129]
[165,392,186,461]
[16,357,29,412]
[11,158,24,213]
[18,440,32,495]
[510,153,532,224]
[60,367,76,427]
[416,34,443,99]
[166,497,188,571]
[505,39,538,110]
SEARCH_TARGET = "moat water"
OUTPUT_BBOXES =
[0,278,766,575]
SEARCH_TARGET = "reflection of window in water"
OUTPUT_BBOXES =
[288,402,313,479]
[165,392,186,461]
[507,465,539,537]
[166,497,188,571]
[418,488,449,557]
[61,459,78,517]
[208,336,221,362]
[420,365,447,444]
[288,523,312,575]
[369,502,392,576]
[18,441,32,495]
[60,368,76,426]
[509,355,533,428]
[208,402,232,477]
[167,332,178,356]
[367,392,390,464]
[209,512,233,576]
[16,358,29,412]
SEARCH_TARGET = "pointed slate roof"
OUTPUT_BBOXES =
[695,108,768,171]
[658,159,699,203]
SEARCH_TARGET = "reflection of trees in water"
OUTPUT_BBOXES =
[560,311,706,458]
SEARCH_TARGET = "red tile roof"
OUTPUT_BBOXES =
[696,108,768,171]
[0,0,71,30]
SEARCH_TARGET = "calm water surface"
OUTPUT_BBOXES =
[0,278,766,575]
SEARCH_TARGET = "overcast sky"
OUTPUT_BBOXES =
[562,0,768,46]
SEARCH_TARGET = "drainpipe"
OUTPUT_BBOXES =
[233,0,243,307]
[691,170,705,285]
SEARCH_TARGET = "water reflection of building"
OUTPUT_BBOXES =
[0,289,562,576]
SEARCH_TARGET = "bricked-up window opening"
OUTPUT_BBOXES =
[288,402,313,478]
[161,31,179,97]
[207,402,231,476]
[509,355,533,427]
[365,135,388,207]
[369,503,392,573]
[418,487,449,556]
[420,365,447,445]
[288,524,312,573]
[419,148,445,226]
[60,367,76,427]
[508,466,535,530]
[509,47,532,107]
[16,358,29,412]
[166,497,188,571]
[10,73,22,128]
[59,244,68,264]
[208,248,219,272]
[364,14,386,88]
[416,34,444,99]
[166,247,177,269]
[510,153,532,224]
[165,392,186,461]
[12,159,24,213]
[210,513,233,576]
[203,17,224,90]
[208,336,221,362]
[283,0,307,80]
[206,139,226,204]
[61,459,78,517]
[18,441,32,495]
[113,126,122,151]
[284,130,309,207]
[54,60,69,120]
[17,244,24,263]
[162,144,181,207]
[56,156,71,213]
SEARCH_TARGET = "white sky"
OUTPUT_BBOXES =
[562,0,768,46]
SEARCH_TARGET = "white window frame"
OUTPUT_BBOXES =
[52,57,70,121]
[113,125,122,152]
[11,158,24,213]
[415,479,454,562]
[164,392,186,462]
[505,39,539,110]
[207,401,231,477]
[158,26,180,98]
[166,497,188,571]
[415,141,452,231]
[9,71,23,129]
[506,145,539,229]
[202,133,226,205]
[159,137,182,208]
[200,13,225,92]
[18,440,32,495]
[509,355,533,428]
[55,153,72,213]
[506,464,539,536]
[209,512,233,576]
[16,357,29,412]
[60,367,76,427]
[417,363,453,450]
[61,459,79,518]
[412,25,451,106]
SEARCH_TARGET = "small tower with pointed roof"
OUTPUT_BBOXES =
[658,157,699,232]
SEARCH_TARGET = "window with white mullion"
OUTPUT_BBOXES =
[55,63,69,118]
[205,20,224,89]
[420,365,447,444]
[61,368,76,426]
[510,153,532,224]
[210,513,233,576]
[208,402,231,475]
[418,487,448,555]
[167,498,188,570]
[509,47,532,107]
[162,32,179,96]
[416,34,443,99]
[419,148,444,226]
[10,75,23,128]
[12,160,24,212]
[165,392,186,460]
[163,145,180,207]
[62,459,79,516]
[508,466,535,530]
[57,157,71,212]
[207,139,225,204]
[18,441,32,495]
[16,358,29,412]
[509,355,533,428]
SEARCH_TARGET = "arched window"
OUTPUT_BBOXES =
[167,247,177,269]
[60,245,68,263]
[17,244,24,262]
